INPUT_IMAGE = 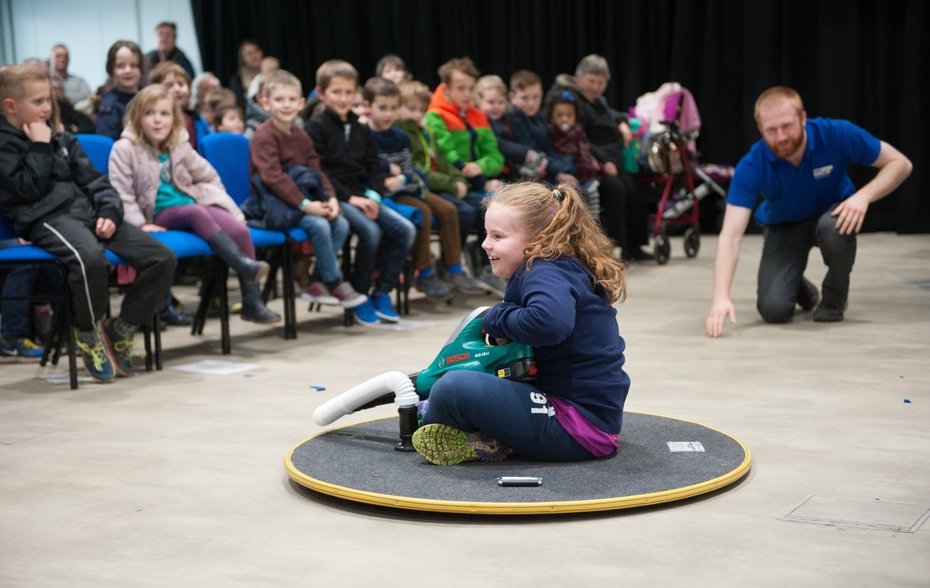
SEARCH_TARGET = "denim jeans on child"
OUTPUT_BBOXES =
[0,265,62,339]
[340,201,415,295]
[297,213,349,284]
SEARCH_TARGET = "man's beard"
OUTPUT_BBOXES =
[768,132,804,159]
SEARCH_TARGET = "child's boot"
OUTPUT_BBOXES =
[208,232,270,284]
[239,280,281,323]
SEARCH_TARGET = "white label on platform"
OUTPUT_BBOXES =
[667,441,705,452]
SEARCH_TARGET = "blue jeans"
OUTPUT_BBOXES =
[341,201,415,295]
[298,213,349,284]
[1,265,63,339]
[757,205,856,322]
[423,370,593,462]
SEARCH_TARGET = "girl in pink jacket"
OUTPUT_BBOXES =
[108,84,279,323]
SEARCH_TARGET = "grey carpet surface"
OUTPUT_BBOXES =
[289,413,748,504]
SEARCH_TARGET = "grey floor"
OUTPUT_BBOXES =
[1,233,928,587]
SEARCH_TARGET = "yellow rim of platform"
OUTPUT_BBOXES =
[284,412,752,515]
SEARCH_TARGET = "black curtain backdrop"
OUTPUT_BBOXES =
[192,0,928,233]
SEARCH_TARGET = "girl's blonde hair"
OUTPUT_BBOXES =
[124,84,184,152]
[486,182,626,303]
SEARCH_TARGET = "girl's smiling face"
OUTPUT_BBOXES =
[112,47,142,92]
[482,203,531,279]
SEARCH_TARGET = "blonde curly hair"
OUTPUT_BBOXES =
[486,182,626,303]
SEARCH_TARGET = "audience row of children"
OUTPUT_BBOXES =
[0,55,510,373]
[2,46,652,370]
[50,36,651,263]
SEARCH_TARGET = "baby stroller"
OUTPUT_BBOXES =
[629,83,733,264]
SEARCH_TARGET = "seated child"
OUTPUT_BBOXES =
[247,56,280,103]
[0,65,176,381]
[507,70,581,185]
[375,54,411,85]
[425,57,504,193]
[201,88,238,129]
[190,72,222,113]
[475,74,545,179]
[213,103,245,134]
[244,72,274,139]
[249,70,366,309]
[108,84,280,324]
[396,80,484,290]
[412,182,630,465]
[425,57,507,295]
[149,62,211,150]
[95,40,144,140]
[0,264,61,358]
[546,90,602,220]
[306,60,415,327]
[363,77,484,299]
[350,89,369,125]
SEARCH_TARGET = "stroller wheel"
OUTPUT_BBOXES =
[655,233,671,265]
[684,227,701,258]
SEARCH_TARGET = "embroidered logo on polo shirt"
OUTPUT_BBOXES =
[813,165,834,179]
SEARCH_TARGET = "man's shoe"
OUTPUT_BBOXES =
[370,292,400,323]
[448,272,485,296]
[352,300,380,326]
[74,327,115,383]
[0,336,44,358]
[796,277,821,311]
[415,274,452,300]
[330,281,368,309]
[412,424,512,466]
[102,318,135,377]
[301,282,340,306]
[160,304,193,326]
[813,303,845,323]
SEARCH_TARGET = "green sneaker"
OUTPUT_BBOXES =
[412,424,511,466]
[103,318,136,377]
[74,327,115,383]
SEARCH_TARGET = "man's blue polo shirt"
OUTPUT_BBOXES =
[728,118,881,225]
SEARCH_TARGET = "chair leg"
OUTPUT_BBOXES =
[42,298,66,368]
[63,303,77,390]
[218,264,231,354]
[143,322,153,371]
[281,243,296,339]
[193,277,216,336]
[44,293,78,389]
[153,312,163,370]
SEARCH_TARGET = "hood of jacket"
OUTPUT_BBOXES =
[428,84,491,132]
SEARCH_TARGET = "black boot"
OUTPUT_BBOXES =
[207,232,269,284]
[239,280,281,323]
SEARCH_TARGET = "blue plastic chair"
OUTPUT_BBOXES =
[199,133,294,337]
[75,134,114,174]
[0,215,81,387]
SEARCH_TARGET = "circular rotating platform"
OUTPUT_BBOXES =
[285,412,751,515]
